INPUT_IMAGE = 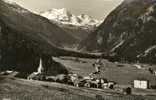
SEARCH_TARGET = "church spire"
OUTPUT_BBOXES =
[37,58,44,73]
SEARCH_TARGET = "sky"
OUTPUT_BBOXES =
[13,0,123,20]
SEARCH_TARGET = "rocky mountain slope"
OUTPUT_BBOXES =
[0,0,99,77]
[79,0,156,63]
[40,8,102,40]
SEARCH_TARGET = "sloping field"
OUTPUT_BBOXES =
[53,57,156,96]
[54,57,156,85]
[0,76,156,100]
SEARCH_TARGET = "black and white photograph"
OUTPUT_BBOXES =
[0,0,156,100]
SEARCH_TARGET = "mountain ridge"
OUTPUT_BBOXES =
[0,0,100,77]
[79,0,156,63]
[40,8,102,41]
[40,8,102,28]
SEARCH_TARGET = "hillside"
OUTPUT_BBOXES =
[58,24,93,41]
[54,57,156,87]
[0,1,78,48]
[79,0,156,63]
[0,76,156,100]
[0,0,99,78]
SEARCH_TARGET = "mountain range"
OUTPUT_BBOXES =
[40,8,102,40]
[0,0,98,77]
[1,0,156,77]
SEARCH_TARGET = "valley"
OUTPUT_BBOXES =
[1,57,156,100]
[0,0,156,100]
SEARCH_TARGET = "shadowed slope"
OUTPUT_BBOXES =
[0,0,99,77]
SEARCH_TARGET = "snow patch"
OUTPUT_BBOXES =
[111,40,125,52]
[41,8,72,22]
[138,45,156,57]
[3,0,28,13]
[146,6,154,15]
[40,8,102,28]
[13,8,28,13]
[3,0,16,4]
[139,5,155,23]
[145,45,156,55]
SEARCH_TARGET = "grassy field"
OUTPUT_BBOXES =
[0,76,156,100]
[54,57,156,84]
[53,57,156,95]
[1,57,156,100]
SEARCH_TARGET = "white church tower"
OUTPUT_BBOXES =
[37,58,44,73]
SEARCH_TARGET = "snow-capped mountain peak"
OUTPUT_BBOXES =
[2,0,29,13]
[78,14,100,26]
[3,0,16,4]
[40,8,102,27]
[41,8,72,22]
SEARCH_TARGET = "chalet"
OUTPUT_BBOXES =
[133,80,149,89]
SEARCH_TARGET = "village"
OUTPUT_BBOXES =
[2,57,154,96]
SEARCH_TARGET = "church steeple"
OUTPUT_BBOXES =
[37,58,44,73]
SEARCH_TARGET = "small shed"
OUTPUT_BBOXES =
[133,80,149,89]
[153,71,156,76]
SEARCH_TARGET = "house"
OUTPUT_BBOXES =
[133,64,142,69]
[133,80,149,89]
[27,72,46,81]
[153,70,156,76]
